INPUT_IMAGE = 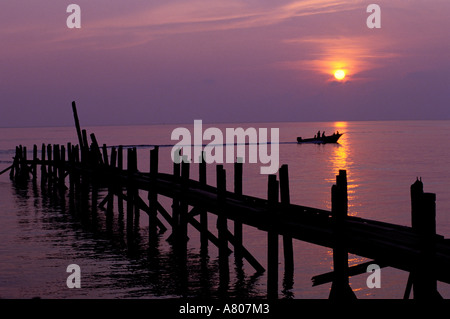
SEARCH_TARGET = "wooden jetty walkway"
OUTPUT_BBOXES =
[3,101,450,299]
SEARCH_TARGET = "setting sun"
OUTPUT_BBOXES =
[334,69,346,80]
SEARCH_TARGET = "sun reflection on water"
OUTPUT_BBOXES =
[326,122,359,216]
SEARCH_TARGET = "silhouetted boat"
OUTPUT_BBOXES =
[297,133,343,144]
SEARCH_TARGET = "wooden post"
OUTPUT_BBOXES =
[279,164,294,276]
[267,174,279,299]
[410,178,441,299]
[90,133,104,166]
[133,149,140,231]
[199,151,208,252]
[72,101,84,149]
[149,146,159,236]
[13,146,20,182]
[10,147,17,180]
[126,148,137,237]
[117,146,124,215]
[40,144,47,186]
[53,145,60,187]
[102,144,109,167]
[47,144,53,187]
[81,130,89,160]
[170,149,181,242]
[21,146,28,182]
[32,145,37,181]
[68,144,75,201]
[329,170,356,300]
[234,159,243,261]
[179,157,190,248]
[59,145,66,191]
[107,147,117,214]
[73,145,80,197]
[217,165,229,285]
[90,144,98,216]
[80,141,90,216]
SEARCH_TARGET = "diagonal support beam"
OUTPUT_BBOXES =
[226,229,265,273]
[187,214,232,255]
[312,260,387,286]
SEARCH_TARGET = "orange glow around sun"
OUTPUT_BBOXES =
[334,69,346,80]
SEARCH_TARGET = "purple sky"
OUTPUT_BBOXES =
[1,0,449,127]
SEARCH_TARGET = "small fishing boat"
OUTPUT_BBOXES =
[297,132,343,144]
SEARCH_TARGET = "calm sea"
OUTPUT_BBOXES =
[1,120,450,299]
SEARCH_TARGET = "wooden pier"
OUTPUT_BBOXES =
[3,102,450,299]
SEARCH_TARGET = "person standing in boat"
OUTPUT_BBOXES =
[322,131,325,138]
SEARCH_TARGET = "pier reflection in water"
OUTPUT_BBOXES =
[9,178,266,299]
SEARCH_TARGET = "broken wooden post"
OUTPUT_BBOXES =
[90,133,104,166]
[329,170,356,300]
[72,101,84,149]
[267,174,279,299]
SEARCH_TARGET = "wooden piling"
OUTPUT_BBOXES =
[53,145,60,186]
[279,164,294,294]
[170,149,181,242]
[72,101,84,149]
[149,146,159,236]
[21,146,28,181]
[59,145,66,191]
[126,148,137,236]
[234,160,243,261]
[73,145,80,196]
[90,133,104,166]
[13,146,20,181]
[9,147,16,180]
[47,144,53,187]
[117,146,124,215]
[409,178,441,299]
[217,165,229,283]
[329,170,356,300]
[267,174,279,299]
[68,144,75,198]
[106,147,117,213]
[32,145,37,181]
[81,130,89,157]
[179,158,190,247]
[199,151,208,252]
[40,144,47,186]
